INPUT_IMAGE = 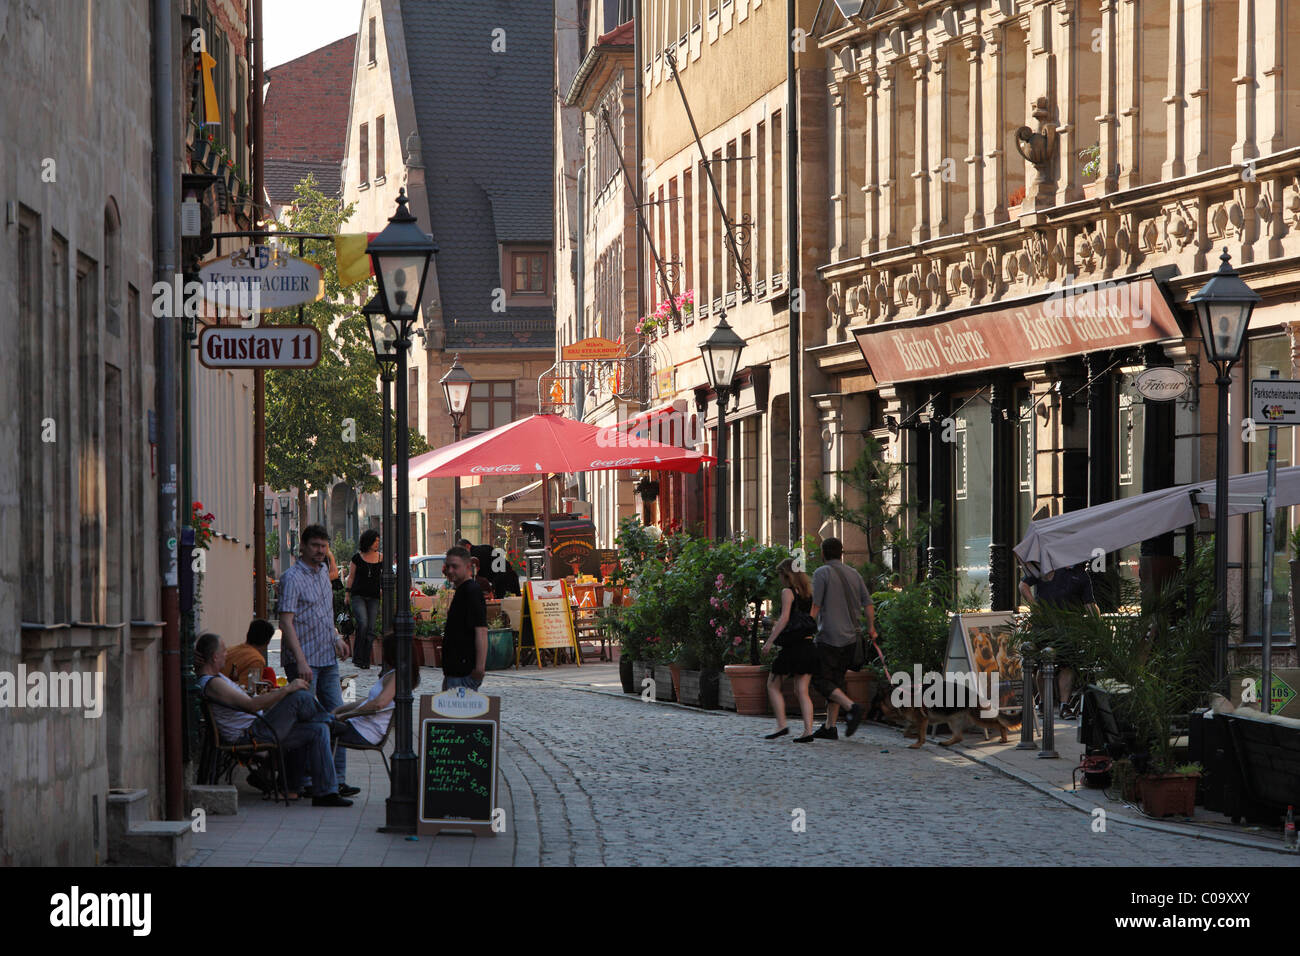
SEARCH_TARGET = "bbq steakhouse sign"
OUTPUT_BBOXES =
[853,277,1182,385]
[198,326,322,369]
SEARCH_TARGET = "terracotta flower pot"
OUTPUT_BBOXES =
[725,664,770,716]
[845,670,877,708]
[1138,773,1199,818]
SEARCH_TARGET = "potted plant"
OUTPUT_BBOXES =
[1079,143,1102,199]
[486,612,515,670]
[412,613,441,667]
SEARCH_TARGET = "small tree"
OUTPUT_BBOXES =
[812,435,936,589]
[264,176,429,526]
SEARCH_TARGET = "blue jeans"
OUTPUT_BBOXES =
[243,690,338,796]
[284,659,347,786]
[351,596,380,666]
[442,674,482,692]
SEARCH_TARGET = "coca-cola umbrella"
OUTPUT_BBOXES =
[394,413,714,574]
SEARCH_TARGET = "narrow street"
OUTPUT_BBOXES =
[192,658,1299,867]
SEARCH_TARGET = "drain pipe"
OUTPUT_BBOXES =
[786,0,802,547]
[575,163,587,501]
[153,0,183,820]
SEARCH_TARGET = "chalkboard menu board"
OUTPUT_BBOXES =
[420,718,497,826]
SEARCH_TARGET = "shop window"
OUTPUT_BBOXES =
[1244,334,1293,642]
[952,400,992,606]
[1015,390,1036,604]
[1112,389,1146,586]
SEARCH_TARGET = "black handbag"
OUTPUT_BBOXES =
[776,596,817,647]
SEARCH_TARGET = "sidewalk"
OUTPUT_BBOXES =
[488,663,1297,856]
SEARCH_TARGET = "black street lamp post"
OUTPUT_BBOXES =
[367,189,436,834]
[699,314,746,542]
[439,355,474,544]
[364,293,398,642]
[1189,248,1259,686]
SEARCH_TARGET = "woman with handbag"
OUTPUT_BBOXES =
[762,558,819,742]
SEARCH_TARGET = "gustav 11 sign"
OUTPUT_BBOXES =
[198,326,322,369]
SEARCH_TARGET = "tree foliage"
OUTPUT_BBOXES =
[264,177,428,511]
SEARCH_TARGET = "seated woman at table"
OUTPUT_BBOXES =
[332,635,419,748]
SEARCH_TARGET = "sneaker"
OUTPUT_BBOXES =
[845,703,864,737]
[311,793,354,807]
[338,784,361,797]
[812,724,839,740]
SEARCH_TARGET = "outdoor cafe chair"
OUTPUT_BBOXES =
[198,697,292,807]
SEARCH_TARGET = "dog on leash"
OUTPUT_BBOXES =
[876,677,1022,749]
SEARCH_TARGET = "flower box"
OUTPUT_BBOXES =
[632,661,654,695]
[1138,772,1199,818]
[673,668,722,708]
[652,664,677,702]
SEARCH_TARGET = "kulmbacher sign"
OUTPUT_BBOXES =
[853,277,1182,386]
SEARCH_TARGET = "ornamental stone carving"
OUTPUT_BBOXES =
[1015,97,1059,170]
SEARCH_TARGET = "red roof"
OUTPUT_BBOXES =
[596,20,634,46]
[263,34,357,163]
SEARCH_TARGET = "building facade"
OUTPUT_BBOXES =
[814,0,1300,659]
[342,0,557,560]
[632,0,830,547]
[2,0,164,865]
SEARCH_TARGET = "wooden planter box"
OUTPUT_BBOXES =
[652,664,677,702]
[631,661,653,696]
[718,672,736,710]
[673,668,722,708]
[1139,773,1199,818]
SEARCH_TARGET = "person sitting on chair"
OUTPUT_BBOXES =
[194,632,353,807]
[333,635,419,748]
[225,618,275,689]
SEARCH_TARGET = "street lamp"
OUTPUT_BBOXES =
[368,188,436,834]
[278,493,291,577]
[364,293,398,645]
[699,313,747,542]
[1189,247,1259,686]
[439,355,474,543]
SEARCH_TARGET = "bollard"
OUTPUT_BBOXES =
[1038,646,1059,759]
[1017,642,1037,750]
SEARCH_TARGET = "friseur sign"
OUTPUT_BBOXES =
[853,277,1182,386]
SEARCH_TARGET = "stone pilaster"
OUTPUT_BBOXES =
[861,60,882,256]
[1052,0,1081,205]
[982,26,1007,225]
[908,52,932,244]
[1163,0,1188,180]
[830,76,852,261]
[877,65,899,248]
[964,34,986,232]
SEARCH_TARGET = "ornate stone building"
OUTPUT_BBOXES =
[813,0,1300,653]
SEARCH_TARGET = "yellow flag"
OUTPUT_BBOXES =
[200,51,219,125]
[334,233,376,286]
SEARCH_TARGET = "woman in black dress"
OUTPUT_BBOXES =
[345,530,384,668]
[762,558,818,742]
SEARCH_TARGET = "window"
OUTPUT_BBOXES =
[77,253,102,622]
[359,122,369,185]
[409,366,419,431]
[512,251,548,294]
[952,399,993,607]
[376,115,385,180]
[468,381,515,434]
[52,233,71,623]
[104,200,121,337]
[18,211,42,623]
[368,16,377,64]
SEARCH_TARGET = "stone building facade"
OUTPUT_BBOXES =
[2,0,164,865]
[814,0,1300,655]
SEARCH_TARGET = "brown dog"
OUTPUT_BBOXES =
[879,677,1022,749]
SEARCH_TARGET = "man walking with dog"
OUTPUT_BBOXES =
[809,537,874,740]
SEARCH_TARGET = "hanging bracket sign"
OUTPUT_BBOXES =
[1132,366,1192,402]
[197,245,325,313]
[198,325,322,369]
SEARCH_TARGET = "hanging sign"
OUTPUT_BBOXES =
[562,336,625,360]
[1133,366,1192,402]
[417,692,501,837]
[197,245,325,313]
[198,325,321,369]
[1251,379,1300,426]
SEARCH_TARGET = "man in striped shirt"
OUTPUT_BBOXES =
[279,524,357,797]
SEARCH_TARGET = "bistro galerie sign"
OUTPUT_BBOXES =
[853,277,1182,386]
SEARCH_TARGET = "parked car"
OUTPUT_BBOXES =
[409,554,447,592]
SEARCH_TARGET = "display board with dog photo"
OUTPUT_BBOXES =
[944,612,1024,712]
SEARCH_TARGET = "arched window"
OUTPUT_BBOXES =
[104,198,122,336]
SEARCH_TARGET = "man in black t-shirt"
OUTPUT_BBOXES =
[1019,562,1100,716]
[441,547,488,691]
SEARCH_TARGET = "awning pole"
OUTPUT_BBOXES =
[543,473,553,579]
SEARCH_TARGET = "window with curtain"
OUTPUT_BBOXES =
[952,398,992,606]
[1245,333,1293,642]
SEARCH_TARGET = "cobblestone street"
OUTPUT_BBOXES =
[486,672,1296,867]
[189,656,1300,867]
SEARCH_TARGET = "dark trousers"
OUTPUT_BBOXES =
[811,643,856,701]
[351,595,380,666]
